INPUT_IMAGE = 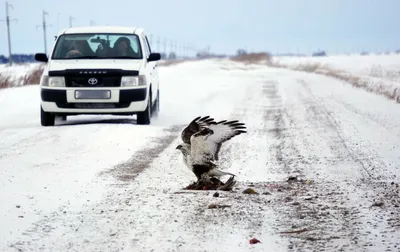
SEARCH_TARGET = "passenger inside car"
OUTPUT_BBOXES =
[112,37,139,57]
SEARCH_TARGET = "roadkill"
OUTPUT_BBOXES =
[183,175,237,191]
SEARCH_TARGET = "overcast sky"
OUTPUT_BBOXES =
[0,0,399,56]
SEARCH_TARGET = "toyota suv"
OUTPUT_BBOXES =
[35,26,161,126]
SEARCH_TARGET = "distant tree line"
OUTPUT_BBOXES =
[0,54,36,64]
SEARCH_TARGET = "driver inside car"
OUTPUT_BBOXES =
[65,40,95,58]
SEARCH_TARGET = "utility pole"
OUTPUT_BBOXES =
[57,12,60,30]
[1,1,17,65]
[36,11,51,54]
[42,11,49,54]
[175,40,178,57]
[163,37,167,55]
[149,34,153,48]
[156,36,160,52]
[69,16,74,27]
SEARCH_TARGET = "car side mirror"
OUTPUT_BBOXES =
[148,53,161,62]
[35,53,48,63]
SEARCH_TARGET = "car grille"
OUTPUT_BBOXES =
[65,76,121,87]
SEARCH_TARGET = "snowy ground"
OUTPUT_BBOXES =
[0,58,400,251]
[274,54,400,102]
[274,54,400,78]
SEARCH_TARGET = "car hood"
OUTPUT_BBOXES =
[47,59,143,71]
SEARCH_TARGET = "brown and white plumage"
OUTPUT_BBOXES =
[176,115,247,181]
[201,119,247,161]
[180,116,217,145]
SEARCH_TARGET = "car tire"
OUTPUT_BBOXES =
[136,94,151,125]
[41,106,55,126]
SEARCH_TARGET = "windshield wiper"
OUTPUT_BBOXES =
[111,56,141,59]
[72,56,102,59]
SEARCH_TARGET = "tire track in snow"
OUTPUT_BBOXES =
[329,97,400,134]
[268,77,400,251]
[278,78,364,251]
[263,80,306,177]
[218,75,353,250]
[298,80,400,250]
[240,75,389,251]
[299,79,376,179]
[177,76,289,250]
[7,125,183,252]
[255,79,353,251]
[99,125,182,182]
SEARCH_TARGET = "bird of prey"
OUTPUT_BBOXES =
[175,115,247,185]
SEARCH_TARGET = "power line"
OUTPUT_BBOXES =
[1,1,17,65]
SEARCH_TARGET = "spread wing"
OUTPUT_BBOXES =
[205,120,247,160]
[181,116,216,144]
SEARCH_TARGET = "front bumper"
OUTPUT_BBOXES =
[41,87,148,114]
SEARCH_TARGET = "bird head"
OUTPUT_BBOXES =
[176,143,190,155]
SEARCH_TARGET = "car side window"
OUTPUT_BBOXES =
[145,36,152,54]
[141,35,150,58]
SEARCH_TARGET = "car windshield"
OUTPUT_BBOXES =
[51,33,143,60]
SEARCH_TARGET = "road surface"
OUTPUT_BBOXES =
[0,59,399,251]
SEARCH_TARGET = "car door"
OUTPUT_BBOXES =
[143,35,159,102]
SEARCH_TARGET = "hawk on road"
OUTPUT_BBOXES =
[175,116,247,189]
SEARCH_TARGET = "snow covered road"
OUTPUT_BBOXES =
[1,59,399,251]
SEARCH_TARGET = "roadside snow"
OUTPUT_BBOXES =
[0,63,43,88]
[273,54,400,102]
[275,54,400,79]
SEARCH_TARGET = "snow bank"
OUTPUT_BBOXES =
[0,63,44,88]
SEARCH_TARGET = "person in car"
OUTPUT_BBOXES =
[112,37,138,57]
[65,40,95,58]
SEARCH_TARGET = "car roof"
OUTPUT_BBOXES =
[59,26,145,36]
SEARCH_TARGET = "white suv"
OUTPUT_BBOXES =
[35,26,161,126]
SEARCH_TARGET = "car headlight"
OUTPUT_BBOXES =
[121,75,146,87]
[40,76,65,87]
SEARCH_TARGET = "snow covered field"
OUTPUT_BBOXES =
[0,57,400,251]
[274,54,400,102]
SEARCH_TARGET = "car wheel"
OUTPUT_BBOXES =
[41,106,55,126]
[136,94,151,125]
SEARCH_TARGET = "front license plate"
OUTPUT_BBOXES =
[75,90,111,99]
